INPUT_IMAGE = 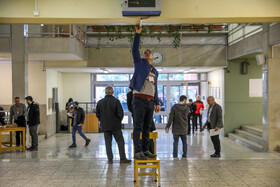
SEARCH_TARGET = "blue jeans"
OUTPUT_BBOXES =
[132,97,154,154]
[72,126,88,144]
[173,135,187,157]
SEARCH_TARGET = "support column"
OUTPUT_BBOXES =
[262,23,280,152]
[267,46,280,151]
[11,24,28,103]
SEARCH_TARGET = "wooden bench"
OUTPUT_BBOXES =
[131,132,161,187]
[0,127,26,153]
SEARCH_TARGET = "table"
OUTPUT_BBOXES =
[0,127,25,153]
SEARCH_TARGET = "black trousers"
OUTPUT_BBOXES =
[104,130,126,160]
[187,114,194,134]
[16,130,26,146]
[132,98,154,154]
[194,114,203,131]
[211,135,221,154]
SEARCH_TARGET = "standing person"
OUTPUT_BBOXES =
[165,95,189,158]
[202,96,223,158]
[69,102,90,148]
[130,25,160,160]
[0,106,5,125]
[96,86,131,164]
[25,96,40,151]
[10,97,27,146]
[65,98,73,112]
[187,99,197,135]
[194,96,204,132]
[127,90,156,154]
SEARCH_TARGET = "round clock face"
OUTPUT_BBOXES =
[152,51,164,65]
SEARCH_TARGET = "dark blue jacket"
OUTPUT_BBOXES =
[129,33,159,105]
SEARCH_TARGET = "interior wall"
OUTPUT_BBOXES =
[0,63,12,105]
[207,68,224,108]
[224,60,263,136]
[62,73,91,106]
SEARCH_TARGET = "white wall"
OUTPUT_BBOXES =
[28,62,46,105]
[0,63,12,105]
[0,62,46,105]
[46,69,64,115]
[207,68,224,109]
[62,73,91,106]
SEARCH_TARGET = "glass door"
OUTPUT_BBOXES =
[170,84,187,108]
[94,85,129,126]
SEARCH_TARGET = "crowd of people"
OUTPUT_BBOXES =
[1,26,223,163]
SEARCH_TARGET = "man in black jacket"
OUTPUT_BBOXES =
[187,99,197,135]
[69,102,91,148]
[96,86,131,164]
[25,96,40,151]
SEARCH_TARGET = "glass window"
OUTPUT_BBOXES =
[96,74,129,81]
[158,74,168,81]
[169,73,199,81]
[169,74,184,81]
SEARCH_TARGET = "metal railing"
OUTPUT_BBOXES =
[24,24,87,47]
[228,23,263,46]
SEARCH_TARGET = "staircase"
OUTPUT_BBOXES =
[228,125,263,152]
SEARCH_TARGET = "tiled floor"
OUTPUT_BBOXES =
[1,130,280,187]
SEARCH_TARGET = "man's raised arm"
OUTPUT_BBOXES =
[132,25,142,63]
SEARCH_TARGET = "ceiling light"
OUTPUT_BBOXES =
[157,68,163,72]
[103,70,109,74]
[41,24,44,26]
[183,70,189,73]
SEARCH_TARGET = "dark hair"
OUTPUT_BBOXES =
[144,49,152,54]
[179,95,187,102]
[68,98,73,102]
[15,97,20,100]
[189,99,193,102]
[25,96,33,101]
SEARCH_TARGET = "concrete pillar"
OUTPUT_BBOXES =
[266,46,280,151]
[262,23,280,152]
[11,24,28,103]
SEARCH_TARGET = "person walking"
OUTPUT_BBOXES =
[187,99,196,135]
[68,102,91,148]
[10,97,27,146]
[202,96,223,158]
[96,86,131,164]
[166,95,190,158]
[129,25,160,160]
[194,96,204,132]
[25,96,40,151]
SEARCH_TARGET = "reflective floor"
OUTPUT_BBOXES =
[1,130,280,187]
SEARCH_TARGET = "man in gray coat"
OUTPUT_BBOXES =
[96,86,131,164]
[202,96,223,158]
[166,95,190,158]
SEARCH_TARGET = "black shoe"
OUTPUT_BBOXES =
[134,152,148,160]
[69,143,77,148]
[28,147,38,151]
[173,156,178,158]
[108,160,113,164]
[200,128,203,132]
[85,139,91,147]
[120,159,131,164]
[182,155,187,158]
[210,153,221,158]
[144,151,157,158]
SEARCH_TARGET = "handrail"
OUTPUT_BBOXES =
[228,23,263,46]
